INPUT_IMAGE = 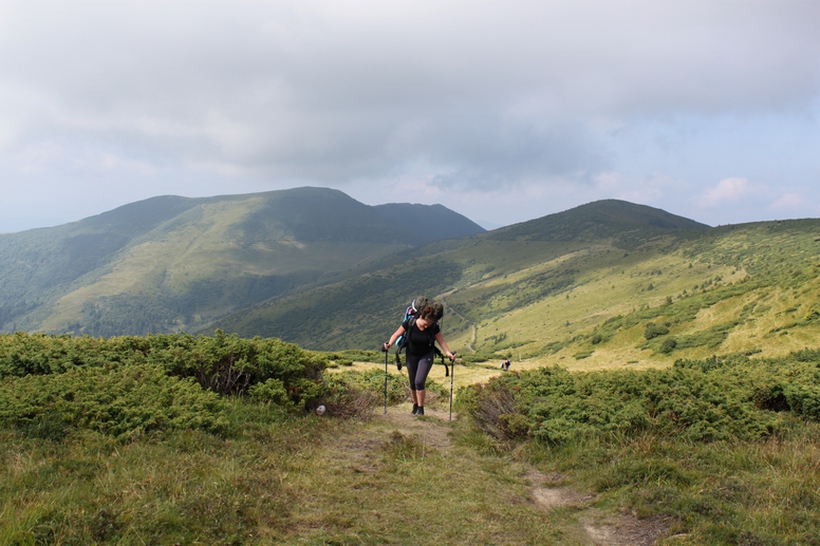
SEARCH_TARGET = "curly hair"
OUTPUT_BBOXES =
[419,305,439,323]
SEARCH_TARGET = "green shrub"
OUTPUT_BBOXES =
[0,331,329,409]
[459,351,497,364]
[319,370,387,419]
[146,331,327,405]
[0,364,230,441]
[0,332,137,377]
[248,378,291,407]
[462,352,820,445]
[659,337,677,354]
[644,322,670,340]
[461,381,526,440]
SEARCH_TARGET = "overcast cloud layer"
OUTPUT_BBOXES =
[1,0,819,232]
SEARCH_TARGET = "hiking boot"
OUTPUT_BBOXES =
[411,404,419,415]
[417,407,424,416]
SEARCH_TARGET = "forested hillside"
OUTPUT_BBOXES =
[0,187,483,337]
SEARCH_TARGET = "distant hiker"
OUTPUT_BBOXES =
[502,358,511,371]
[384,303,455,416]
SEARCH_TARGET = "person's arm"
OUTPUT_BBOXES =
[434,332,455,361]
[383,325,406,351]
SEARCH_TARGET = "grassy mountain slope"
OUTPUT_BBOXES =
[489,198,708,242]
[0,187,484,336]
[373,203,488,243]
[215,202,820,368]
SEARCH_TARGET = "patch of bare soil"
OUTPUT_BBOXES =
[583,514,670,546]
[527,469,595,510]
[377,406,454,449]
[369,408,670,545]
[527,466,671,545]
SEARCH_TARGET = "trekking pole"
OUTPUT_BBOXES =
[382,343,389,414]
[449,352,456,421]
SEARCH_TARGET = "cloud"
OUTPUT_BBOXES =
[699,178,755,208]
[768,192,820,220]
[0,0,819,232]
[4,3,819,170]
[770,193,804,210]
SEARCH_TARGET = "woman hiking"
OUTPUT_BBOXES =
[383,302,455,416]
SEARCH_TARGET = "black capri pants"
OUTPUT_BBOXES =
[405,351,435,391]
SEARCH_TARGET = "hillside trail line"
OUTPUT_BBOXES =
[436,295,477,353]
[334,404,670,545]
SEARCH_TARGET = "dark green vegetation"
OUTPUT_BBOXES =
[463,350,820,444]
[0,331,327,442]
[2,330,564,544]
[0,187,484,337]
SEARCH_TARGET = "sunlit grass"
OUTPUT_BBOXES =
[0,405,577,545]
[273,416,572,545]
[5,361,820,544]
[0,406,323,545]
[532,420,820,544]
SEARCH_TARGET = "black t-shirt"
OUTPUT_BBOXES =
[402,318,440,356]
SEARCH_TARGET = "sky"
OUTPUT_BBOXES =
[1,0,819,233]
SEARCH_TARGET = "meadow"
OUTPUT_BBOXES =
[3,331,820,544]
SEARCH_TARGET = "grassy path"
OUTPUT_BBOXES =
[277,403,669,545]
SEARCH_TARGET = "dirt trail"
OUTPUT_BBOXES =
[442,301,477,353]
[379,406,454,449]
[375,407,669,546]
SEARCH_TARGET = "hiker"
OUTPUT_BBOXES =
[383,304,455,416]
[503,358,511,371]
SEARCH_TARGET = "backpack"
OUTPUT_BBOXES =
[394,296,449,376]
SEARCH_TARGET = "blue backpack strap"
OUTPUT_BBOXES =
[395,305,417,370]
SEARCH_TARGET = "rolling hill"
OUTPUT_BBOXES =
[5,189,820,369]
[0,187,484,336]
[212,200,820,369]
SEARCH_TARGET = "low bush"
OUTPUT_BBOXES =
[145,331,327,404]
[644,322,669,340]
[0,364,230,441]
[320,371,383,419]
[462,350,820,445]
[456,347,517,364]
[0,331,329,439]
[659,337,677,354]
[0,330,328,407]
[329,349,383,363]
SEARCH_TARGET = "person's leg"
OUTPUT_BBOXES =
[406,354,421,413]
[413,353,435,415]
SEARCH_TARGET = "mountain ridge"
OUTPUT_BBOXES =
[208,200,718,343]
[6,188,818,371]
[488,198,710,243]
[0,187,484,335]
[211,204,820,369]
